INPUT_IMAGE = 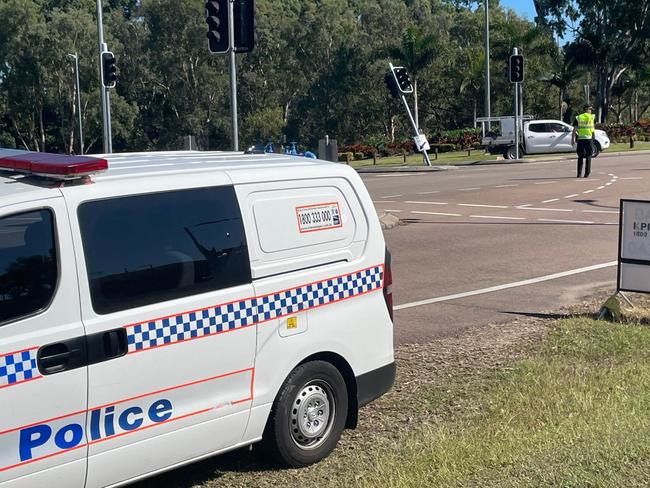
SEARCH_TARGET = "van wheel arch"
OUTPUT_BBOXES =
[296,352,358,429]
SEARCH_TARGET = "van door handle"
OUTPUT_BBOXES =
[38,338,87,375]
[87,328,128,365]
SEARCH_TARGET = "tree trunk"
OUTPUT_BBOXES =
[559,87,563,120]
[38,107,45,152]
[390,115,396,143]
[473,98,477,128]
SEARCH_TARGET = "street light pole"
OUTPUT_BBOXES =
[484,0,491,119]
[67,53,84,155]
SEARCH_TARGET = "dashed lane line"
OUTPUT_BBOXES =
[404,201,448,205]
[583,190,594,194]
[457,187,481,191]
[538,218,594,224]
[381,194,403,198]
[394,261,618,310]
[470,215,526,220]
[458,203,509,209]
[534,181,558,185]
[411,211,462,217]
[564,194,579,198]
[597,186,605,189]
[516,207,573,212]
[417,191,440,195]
[495,184,518,188]
[583,210,618,214]
[373,201,396,204]
[620,177,643,180]
[542,198,559,203]
[383,209,403,213]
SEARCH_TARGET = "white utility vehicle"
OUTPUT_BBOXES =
[478,116,610,159]
[0,149,395,487]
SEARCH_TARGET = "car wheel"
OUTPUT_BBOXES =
[262,360,348,468]
[592,141,601,158]
[506,145,524,160]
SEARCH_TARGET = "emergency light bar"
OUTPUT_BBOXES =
[0,150,108,180]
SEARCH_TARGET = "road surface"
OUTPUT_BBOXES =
[362,153,650,344]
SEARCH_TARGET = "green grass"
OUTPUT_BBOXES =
[357,318,650,488]
[348,141,650,169]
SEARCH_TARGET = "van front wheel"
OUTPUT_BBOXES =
[263,360,348,468]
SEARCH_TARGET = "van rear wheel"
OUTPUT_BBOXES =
[262,360,348,468]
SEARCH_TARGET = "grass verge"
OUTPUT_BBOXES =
[358,317,650,488]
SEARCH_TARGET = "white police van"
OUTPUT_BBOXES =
[0,149,395,487]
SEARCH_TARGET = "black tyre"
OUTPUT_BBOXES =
[505,145,525,160]
[592,141,601,158]
[262,360,348,468]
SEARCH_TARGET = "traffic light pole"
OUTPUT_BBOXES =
[228,0,239,151]
[96,0,112,153]
[513,47,519,160]
[400,93,431,167]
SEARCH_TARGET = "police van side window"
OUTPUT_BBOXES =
[0,210,58,325]
[78,186,251,314]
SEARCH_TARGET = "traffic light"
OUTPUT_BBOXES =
[101,51,117,89]
[384,72,399,98]
[234,0,255,53]
[509,54,524,83]
[206,0,229,54]
[391,66,414,94]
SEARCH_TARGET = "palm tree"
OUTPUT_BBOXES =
[540,57,580,120]
[459,49,486,128]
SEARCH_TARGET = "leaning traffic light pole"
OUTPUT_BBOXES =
[386,63,432,167]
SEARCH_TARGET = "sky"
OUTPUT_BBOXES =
[500,0,537,20]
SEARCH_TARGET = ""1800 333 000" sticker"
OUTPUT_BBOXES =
[296,202,342,233]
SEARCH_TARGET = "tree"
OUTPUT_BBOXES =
[537,0,650,123]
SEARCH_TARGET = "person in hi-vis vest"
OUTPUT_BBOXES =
[571,104,596,178]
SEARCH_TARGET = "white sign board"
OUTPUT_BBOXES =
[618,199,650,293]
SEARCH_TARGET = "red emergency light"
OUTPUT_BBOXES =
[0,151,108,180]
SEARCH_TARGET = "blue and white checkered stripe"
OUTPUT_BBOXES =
[126,266,383,353]
[0,349,40,388]
[127,298,257,352]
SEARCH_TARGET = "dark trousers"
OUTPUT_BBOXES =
[576,139,592,177]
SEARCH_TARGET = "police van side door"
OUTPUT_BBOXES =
[0,198,87,488]
[64,179,256,487]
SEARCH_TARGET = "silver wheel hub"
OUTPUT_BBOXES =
[290,382,334,448]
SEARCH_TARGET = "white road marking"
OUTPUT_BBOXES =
[564,194,579,198]
[417,191,440,195]
[597,186,605,189]
[605,182,612,186]
[620,177,643,180]
[583,210,618,214]
[458,203,509,209]
[534,181,558,185]
[383,209,403,213]
[517,207,573,212]
[518,204,532,208]
[373,201,396,204]
[538,218,594,224]
[542,198,559,203]
[458,187,481,191]
[395,261,618,310]
[381,194,403,198]
[375,174,416,178]
[470,215,525,220]
[404,201,448,205]
[583,190,594,194]
[411,211,462,217]
[495,184,518,188]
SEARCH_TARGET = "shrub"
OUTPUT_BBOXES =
[337,152,353,163]
[354,152,365,161]
[430,143,456,153]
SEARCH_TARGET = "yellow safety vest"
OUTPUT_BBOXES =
[576,113,595,139]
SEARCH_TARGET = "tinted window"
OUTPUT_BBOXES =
[0,210,57,324]
[549,123,570,133]
[79,186,251,314]
[528,123,549,133]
